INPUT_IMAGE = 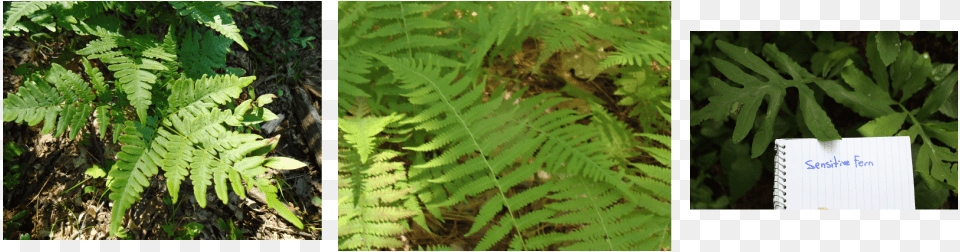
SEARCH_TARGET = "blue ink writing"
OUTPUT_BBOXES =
[854,155,874,167]
[805,155,872,169]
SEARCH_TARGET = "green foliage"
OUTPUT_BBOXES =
[170,1,248,50]
[217,218,243,240]
[179,27,234,79]
[2,1,306,237]
[692,31,958,208]
[3,210,30,240]
[162,221,203,240]
[338,110,416,250]
[339,2,671,250]
[3,142,26,190]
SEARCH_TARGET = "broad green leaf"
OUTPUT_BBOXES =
[890,41,932,103]
[916,70,957,120]
[797,85,841,142]
[263,156,307,170]
[923,124,958,149]
[721,140,760,202]
[84,186,97,194]
[762,43,814,81]
[85,164,107,178]
[915,145,947,191]
[914,181,948,209]
[728,157,761,202]
[256,94,277,107]
[812,66,896,118]
[819,47,858,79]
[876,31,900,66]
[693,40,802,158]
[929,63,956,83]
[857,112,907,137]
[938,89,958,118]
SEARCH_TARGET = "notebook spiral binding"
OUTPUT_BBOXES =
[773,142,787,209]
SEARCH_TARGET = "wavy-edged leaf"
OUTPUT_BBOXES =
[694,40,839,157]
[858,112,908,137]
[812,66,896,118]
[876,31,900,66]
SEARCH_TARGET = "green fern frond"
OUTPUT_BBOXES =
[170,1,248,50]
[179,27,233,79]
[530,178,668,251]
[108,59,162,124]
[82,57,115,140]
[364,51,648,250]
[3,1,55,32]
[339,114,415,250]
[78,30,179,125]
[340,114,404,163]
[598,39,671,71]
[166,74,254,115]
[3,63,96,139]
[107,116,161,237]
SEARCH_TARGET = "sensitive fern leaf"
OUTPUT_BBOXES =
[3,63,96,139]
[692,40,840,158]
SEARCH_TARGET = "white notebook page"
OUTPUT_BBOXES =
[781,137,915,209]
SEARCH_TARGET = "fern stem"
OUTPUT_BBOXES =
[898,102,936,154]
[400,2,413,59]
[408,65,528,249]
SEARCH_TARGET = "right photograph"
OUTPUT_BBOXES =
[690,31,958,210]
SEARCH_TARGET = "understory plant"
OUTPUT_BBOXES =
[339,1,671,250]
[691,31,958,208]
[2,1,308,237]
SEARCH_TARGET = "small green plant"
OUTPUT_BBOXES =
[3,141,25,190]
[216,218,243,240]
[3,210,30,240]
[162,221,203,240]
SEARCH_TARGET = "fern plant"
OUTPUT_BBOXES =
[2,1,308,237]
[691,31,958,207]
[339,2,671,250]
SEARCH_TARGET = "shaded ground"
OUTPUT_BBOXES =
[2,1,321,240]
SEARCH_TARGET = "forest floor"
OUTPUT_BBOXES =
[2,2,321,240]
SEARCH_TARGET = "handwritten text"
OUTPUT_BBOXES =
[805,155,874,169]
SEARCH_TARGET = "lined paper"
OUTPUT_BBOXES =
[780,137,915,209]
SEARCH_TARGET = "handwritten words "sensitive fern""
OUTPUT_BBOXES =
[805,155,874,170]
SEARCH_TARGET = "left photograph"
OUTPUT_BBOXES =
[3,2,321,239]
[338,1,671,251]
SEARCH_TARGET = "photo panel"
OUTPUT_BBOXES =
[335,1,672,250]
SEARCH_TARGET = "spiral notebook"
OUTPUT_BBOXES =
[773,136,916,209]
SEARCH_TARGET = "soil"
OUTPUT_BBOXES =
[2,2,321,240]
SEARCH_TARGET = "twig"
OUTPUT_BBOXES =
[261,224,315,239]
[252,74,280,88]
